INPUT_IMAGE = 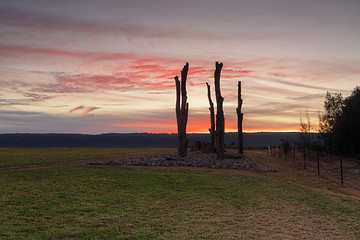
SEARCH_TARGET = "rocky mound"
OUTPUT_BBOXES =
[88,152,276,172]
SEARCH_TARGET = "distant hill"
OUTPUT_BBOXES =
[0,132,304,148]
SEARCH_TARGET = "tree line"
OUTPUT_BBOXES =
[277,87,359,160]
[319,87,360,158]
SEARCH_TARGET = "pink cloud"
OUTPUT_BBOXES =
[148,91,167,95]
[189,83,205,87]
[1,43,255,95]
[82,107,99,116]
[34,61,193,94]
[69,106,99,116]
[69,106,85,113]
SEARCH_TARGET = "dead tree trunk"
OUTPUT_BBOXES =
[214,62,224,159]
[174,62,189,157]
[236,81,244,154]
[206,82,216,152]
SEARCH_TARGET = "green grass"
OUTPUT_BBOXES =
[0,149,359,239]
[0,148,173,167]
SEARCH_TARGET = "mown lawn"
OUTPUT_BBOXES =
[0,148,359,239]
[0,148,173,167]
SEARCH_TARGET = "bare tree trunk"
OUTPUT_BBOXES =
[174,62,189,157]
[300,108,312,158]
[214,62,224,159]
[236,81,244,154]
[206,82,215,152]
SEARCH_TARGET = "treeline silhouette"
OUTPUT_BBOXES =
[319,87,360,157]
[0,132,300,148]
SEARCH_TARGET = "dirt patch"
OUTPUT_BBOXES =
[88,152,276,172]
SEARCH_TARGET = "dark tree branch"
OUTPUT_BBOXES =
[206,82,215,152]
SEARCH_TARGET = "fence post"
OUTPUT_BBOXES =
[317,150,320,175]
[293,147,295,164]
[340,156,344,187]
[303,149,306,169]
[273,146,275,156]
[274,146,276,156]
[279,146,281,159]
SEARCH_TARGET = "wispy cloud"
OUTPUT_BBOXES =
[69,106,85,113]
[287,93,325,101]
[69,106,99,116]
[82,107,99,116]
[23,92,53,101]
[26,60,251,95]
[0,92,52,106]
[0,44,134,62]
[263,77,344,92]
[0,99,28,106]
[0,7,238,44]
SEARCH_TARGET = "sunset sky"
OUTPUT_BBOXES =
[1,0,359,134]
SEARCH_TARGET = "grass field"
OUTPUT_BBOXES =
[0,148,359,239]
[0,148,174,168]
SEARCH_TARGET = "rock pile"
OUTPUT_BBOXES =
[89,152,276,172]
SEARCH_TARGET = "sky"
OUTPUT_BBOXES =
[1,0,360,134]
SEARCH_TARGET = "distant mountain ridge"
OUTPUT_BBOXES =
[0,132,303,148]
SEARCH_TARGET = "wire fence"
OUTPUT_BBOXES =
[269,146,360,188]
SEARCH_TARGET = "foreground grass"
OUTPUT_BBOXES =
[0,149,359,239]
[0,148,173,168]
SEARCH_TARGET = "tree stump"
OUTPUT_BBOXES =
[174,62,189,157]
[237,81,244,154]
[214,62,225,159]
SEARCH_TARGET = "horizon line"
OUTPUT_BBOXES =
[0,131,310,135]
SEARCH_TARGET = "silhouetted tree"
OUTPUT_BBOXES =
[214,62,225,159]
[299,108,312,165]
[279,138,291,160]
[175,62,189,157]
[206,82,215,152]
[318,92,344,154]
[236,81,244,154]
[318,87,360,158]
[333,87,360,157]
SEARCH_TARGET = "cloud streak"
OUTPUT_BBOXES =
[0,6,242,43]
[69,106,99,116]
